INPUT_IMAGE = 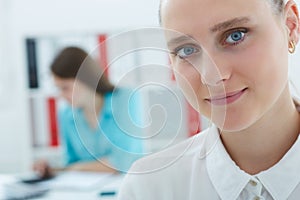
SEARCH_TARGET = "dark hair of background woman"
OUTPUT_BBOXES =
[50,46,115,95]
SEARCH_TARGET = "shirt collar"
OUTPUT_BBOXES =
[256,134,300,200]
[204,124,300,200]
[205,125,252,200]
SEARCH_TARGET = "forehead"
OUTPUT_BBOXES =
[161,0,271,34]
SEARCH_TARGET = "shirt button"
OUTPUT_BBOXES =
[253,196,260,200]
[249,180,257,186]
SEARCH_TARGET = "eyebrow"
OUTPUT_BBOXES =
[210,17,250,33]
[167,35,196,48]
[166,17,251,48]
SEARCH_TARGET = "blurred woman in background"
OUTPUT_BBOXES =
[34,46,143,177]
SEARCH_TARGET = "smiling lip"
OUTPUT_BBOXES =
[206,88,247,106]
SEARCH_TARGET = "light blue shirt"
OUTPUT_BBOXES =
[58,88,143,172]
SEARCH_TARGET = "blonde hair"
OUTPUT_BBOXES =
[270,0,285,14]
[159,0,286,24]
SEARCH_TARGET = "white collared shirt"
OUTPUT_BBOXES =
[118,125,300,200]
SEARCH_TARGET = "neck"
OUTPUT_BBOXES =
[82,94,103,114]
[82,94,104,129]
[220,88,300,175]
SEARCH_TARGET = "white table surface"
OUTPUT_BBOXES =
[0,173,124,200]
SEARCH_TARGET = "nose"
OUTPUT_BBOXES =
[197,51,232,86]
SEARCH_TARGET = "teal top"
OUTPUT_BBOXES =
[58,88,143,172]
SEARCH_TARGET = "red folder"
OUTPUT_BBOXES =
[98,34,109,77]
[47,97,59,147]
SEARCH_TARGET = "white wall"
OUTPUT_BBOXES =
[11,0,160,35]
[0,0,160,173]
[0,0,33,173]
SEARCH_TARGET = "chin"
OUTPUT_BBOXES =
[217,123,247,133]
[212,112,256,133]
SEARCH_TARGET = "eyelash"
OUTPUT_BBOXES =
[221,28,248,46]
[170,44,200,59]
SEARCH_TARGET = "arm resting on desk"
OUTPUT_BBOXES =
[66,159,117,173]
[34,158,117,179]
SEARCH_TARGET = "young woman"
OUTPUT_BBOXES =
[118,0,300,199]
[34,46,143,177]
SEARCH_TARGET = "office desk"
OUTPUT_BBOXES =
[39,174,123,200]
[0,173,124,200]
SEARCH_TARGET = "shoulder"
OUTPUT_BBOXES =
[109,87,139,103]
[102,88,133,111]
[118,127,216,199]
[57,103,73,119]
[103,88,141,118]
[57,103,82,125]
[129,127,212,173]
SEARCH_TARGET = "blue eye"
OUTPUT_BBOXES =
[176,46,198,58]
[225,30,246,44]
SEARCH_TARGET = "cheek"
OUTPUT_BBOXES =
[173,62,207,110]
[238,34,288,92]
[174,63,199,91]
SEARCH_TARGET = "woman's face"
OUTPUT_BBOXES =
[53,76,90,108]
[162,0,293,131]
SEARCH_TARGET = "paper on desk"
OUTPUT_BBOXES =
[0,175,19,200]
[99,174,124,191]
[40,171,113,191]
[0,175,49,200]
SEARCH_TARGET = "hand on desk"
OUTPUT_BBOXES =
[66,159,117,173]
[33,160,54,179]
[33,159,117,179]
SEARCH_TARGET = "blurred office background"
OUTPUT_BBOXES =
[0,0,300,173]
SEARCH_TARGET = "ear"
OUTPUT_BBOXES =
[284,0,300,44]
